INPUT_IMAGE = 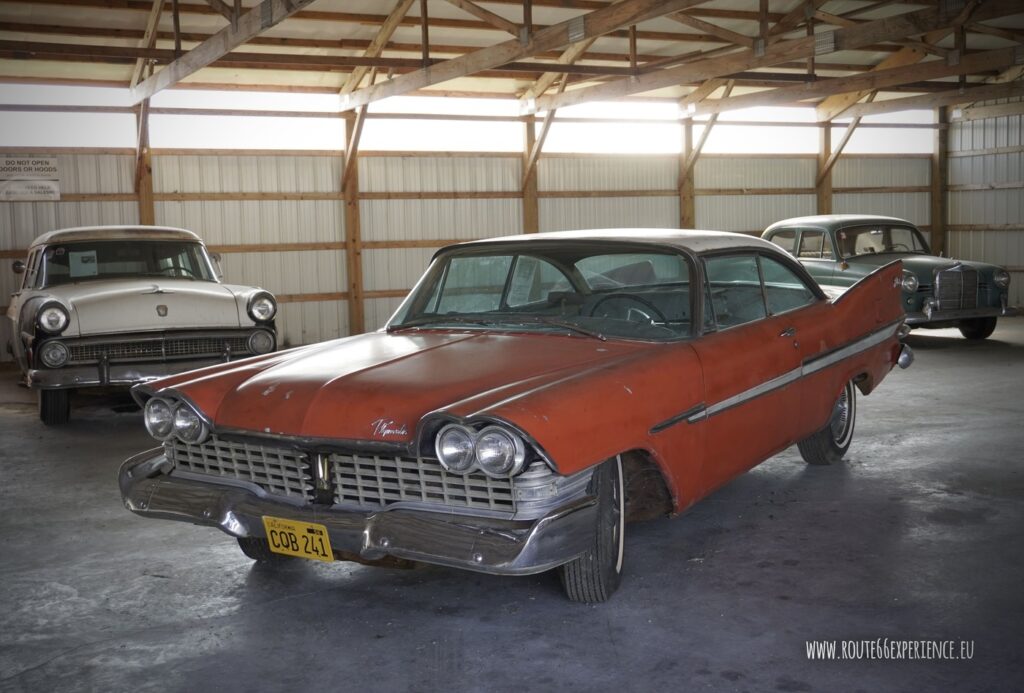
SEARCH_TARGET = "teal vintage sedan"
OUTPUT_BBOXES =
[763,215,1017,340]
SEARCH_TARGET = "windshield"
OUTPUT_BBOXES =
[389,245,694,342]
[836,224,929,259]
[40,240,217,287]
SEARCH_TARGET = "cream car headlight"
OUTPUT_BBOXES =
[248,292,277,322]
[474,426,527,478]
[173,402,208,444]
[901,271,919,293]
[37,304,69,334]
[39,341,69,368]
[247,329,275,354]
[994,269,1011,289]
[144,398,175,440]
[435,424,476,473]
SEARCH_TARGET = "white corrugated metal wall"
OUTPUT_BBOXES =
[948,97,1024,307]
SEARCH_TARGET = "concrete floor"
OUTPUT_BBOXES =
[1,322,1023,693]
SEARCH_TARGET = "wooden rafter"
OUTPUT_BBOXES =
[817,92,875,185]
[340,0,415,95]
[130,0,164,89]
[685,80,734,172]
[534,0,1022,113]
[202,0,234,22]
[521,38,596,102]
[690,47,1021,117]
[129,0,319,103]
[841,81,1024,118]
[442,0,520,37]
[669,13,753,48]
[767,0,828,43]
[339,0,714,111]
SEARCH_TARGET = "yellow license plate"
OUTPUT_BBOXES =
[262,516,334,562]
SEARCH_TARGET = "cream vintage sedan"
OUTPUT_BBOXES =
[4,226,277,425]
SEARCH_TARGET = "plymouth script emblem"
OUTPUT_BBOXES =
[371,418,408,438]
[156,304,168,317]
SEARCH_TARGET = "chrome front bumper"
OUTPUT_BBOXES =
[28,358,227,389]
[905,303,1019,326]
[118,449,598,576]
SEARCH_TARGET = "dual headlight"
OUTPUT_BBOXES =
[248,292,277,323]
[144,397,208,444]
[993,269,1011,289]
[435,424,527,478]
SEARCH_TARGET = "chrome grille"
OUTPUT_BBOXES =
[934,268,979,311]
[167,438,313,502]
[331,453,515,512]
[68,335,250,364]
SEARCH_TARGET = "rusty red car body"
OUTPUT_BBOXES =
[119,229,911,602]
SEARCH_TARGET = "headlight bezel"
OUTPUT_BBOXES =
[901,270,919,293]
[38,340,69,368]
[144,397,176,440]
[247,291,277,323]
[37,302,69,334]
[247,329,276,355]
[434,422,530,478]
[993,269,1011,289]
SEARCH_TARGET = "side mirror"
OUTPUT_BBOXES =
[210,252,225,280]
[12,260,25,274]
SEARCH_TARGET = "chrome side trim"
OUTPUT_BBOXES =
[685,319,902,424]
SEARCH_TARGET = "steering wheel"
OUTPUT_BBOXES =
[587,293,668,324]
[155,266,198,278]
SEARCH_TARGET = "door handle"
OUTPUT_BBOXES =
[779,327,796,338]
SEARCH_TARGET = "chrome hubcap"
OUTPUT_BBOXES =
[830,387,851,444]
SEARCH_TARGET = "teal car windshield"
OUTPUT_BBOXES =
[837,224,929,259]
[389,246,694,341]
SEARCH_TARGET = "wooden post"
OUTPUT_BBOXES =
[342,113,365,335]
[931,106,948,255]
[134,100,155,225]
[522,116,539,234]
[679,120,695,228]
[816,123,833,215]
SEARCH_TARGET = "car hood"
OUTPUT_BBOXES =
[847,253,999,277]
[44,279,243,334]
[156,330,657,446]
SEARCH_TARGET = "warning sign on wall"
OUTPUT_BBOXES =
[0,157,61,201]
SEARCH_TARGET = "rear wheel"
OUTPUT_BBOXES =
[237,537,293,563]
[558,456,625,603]
[798,380,856,466]
[959,317,997,340]
[38,389,70,426]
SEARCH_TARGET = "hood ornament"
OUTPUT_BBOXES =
[142,285,174,295]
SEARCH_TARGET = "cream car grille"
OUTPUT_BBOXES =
[935,268,979,310]
[166,438,314,502]
[68,335,250,364]
[330,453,515,512]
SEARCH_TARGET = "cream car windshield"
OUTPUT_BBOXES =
[389,247,694,341]
[40,240,216,287]
[837,225,929,259]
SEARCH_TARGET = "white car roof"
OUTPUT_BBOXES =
[29,225,204,248]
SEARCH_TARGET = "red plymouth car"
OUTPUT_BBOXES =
[119,230,912,602]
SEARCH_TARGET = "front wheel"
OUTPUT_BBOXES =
[798,380,857,466]
[38,389,70,426]
[959,317,997,340]
[558,456,625,603]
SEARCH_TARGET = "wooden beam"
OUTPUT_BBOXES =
[134,100,155,226]
[691,47,1021,117]
[535,0,1022,112]
[816,124,832,215]
[521,37,596,101]
[669,13,753,48]
[339,0,713,111]
[842,81,1024,117]
[340,0,415,95]
[202,0,234,22]
[817,92,875,185]
[170,0,181,57]
[343,114,365,336]
[931,106,948,256]
[443,0,520,37]
[767,0,828,43]
[955,101,1024,121]
[685,81,733,172]
[522,116,539,233]
[679,120,695,228]
[130,0,164,89]
[129,0,320,103]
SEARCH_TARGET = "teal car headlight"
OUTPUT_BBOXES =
[993,269,1010,289]
[901,270,919,293]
